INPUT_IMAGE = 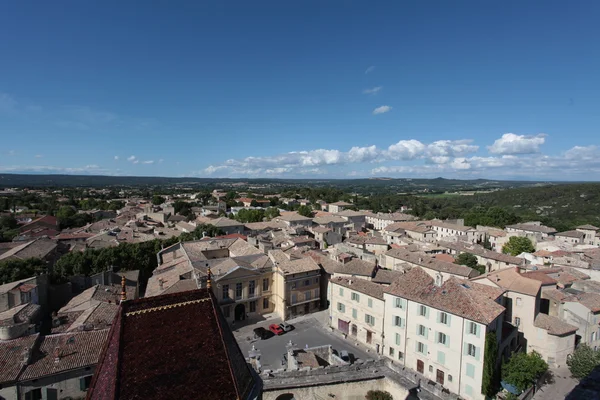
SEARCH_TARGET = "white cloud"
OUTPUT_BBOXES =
[158,159,164,163]
[114,156,119,160]
[363,86,382,95]
[142,160,154,164]
[387,140,426,160]
[365,66,376,74]
[373,105,392,115]
[0,164,111,175]
[35,155,43,158]
[565,145,598,160]
[487,133,546,155]
[127,155,137,162]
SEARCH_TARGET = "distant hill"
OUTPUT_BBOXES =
[0,173,553,191]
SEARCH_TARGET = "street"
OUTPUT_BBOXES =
[233,312,379,371]
[532,368,578,400]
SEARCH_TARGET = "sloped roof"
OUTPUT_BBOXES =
[534,313,577,336]
[577,225,599,231]
[0,237,57,261]
[386,248,477,278]
[331,276,385,300]
[506,223,557,234]
[556,230,585,239]
[371,269,404,285]
[87,289,258,400]
[0,334,39,384]
[480,268,541,296]
[338,259,377,277]
[19,329,108,381]
[385,267,505,325]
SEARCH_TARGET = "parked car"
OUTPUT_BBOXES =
[269,324,285,335]
[279,322,294,332]
[253,327,272,340]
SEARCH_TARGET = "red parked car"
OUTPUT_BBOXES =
[269,324,284,335]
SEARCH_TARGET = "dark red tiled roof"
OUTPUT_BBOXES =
[87,289,258,400]
[0,334,39,384]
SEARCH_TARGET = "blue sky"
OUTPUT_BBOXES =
[1,1,599,180]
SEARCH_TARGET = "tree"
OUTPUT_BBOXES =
[502,236,535,256]
[502,351,548,392]
[567,344,600,379]
[482,332,500,397]
[0,258,47,284]
[0,216,18,230]
[264,207,280,220]
[365,390,392,400]
[250,199,259,207]
[152,195,165,205]
[297,205,312,217]
[455,253,486,274]
[455,253,479,269]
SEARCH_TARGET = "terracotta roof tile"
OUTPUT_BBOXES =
[479,268,541,296]
[331,276,385,300]
[386,267,505,325]
[20,329,108,381]
[534,313,577,336]
[0,334,39,384]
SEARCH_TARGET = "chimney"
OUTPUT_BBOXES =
[159,278,164,290]
[22,348,32,366]
[349,279,353,285]
[54,347,61,363]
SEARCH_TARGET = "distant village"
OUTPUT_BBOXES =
[1,186,600,400]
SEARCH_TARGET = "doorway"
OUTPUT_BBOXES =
[351,324,357,336]
[417,359,424,374]
[304,303,310,314]
[234,304,246,321]
[436,369,445,385]
[366,330,372,344]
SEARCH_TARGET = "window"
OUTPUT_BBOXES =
[398,351,404,360]
[222,284,230,300]
[394,316,403,327]
[235,282,243,299]
[448,375,453,382]
[304,279,310,286]
[263,278,269,291]
[514,317,521,327]
[465,385,473,396]
[314,288,320,298]
[593,332,596,342]
[417,341,426,354]
[437,351,445,365]
[365,314,375,326]
[351,292,360,302]
[249,301,256,312]
[291,293,297,304]
[429,365,433,372]
[394,298,403,308]
[389,347,395,357]
[80,375,93,391]
[263,297,269,309]
[339,287,344,296]
[437,332,448,346]
[468,321,478,336]
[395,333,401,346]
[249,280,255,296]
[337,302,345,313]
[466,363,475,378]
[417,324,427,337]
[516,297,523,306]
[439,312,449,325]
[24,389,42,400]
[352,308,357,319]
[419,305,427,317]
[223,306,231,318]
[467,343,477,357]
[314,277,319,284]
[368,298,373,308]
[305,291,311,301]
